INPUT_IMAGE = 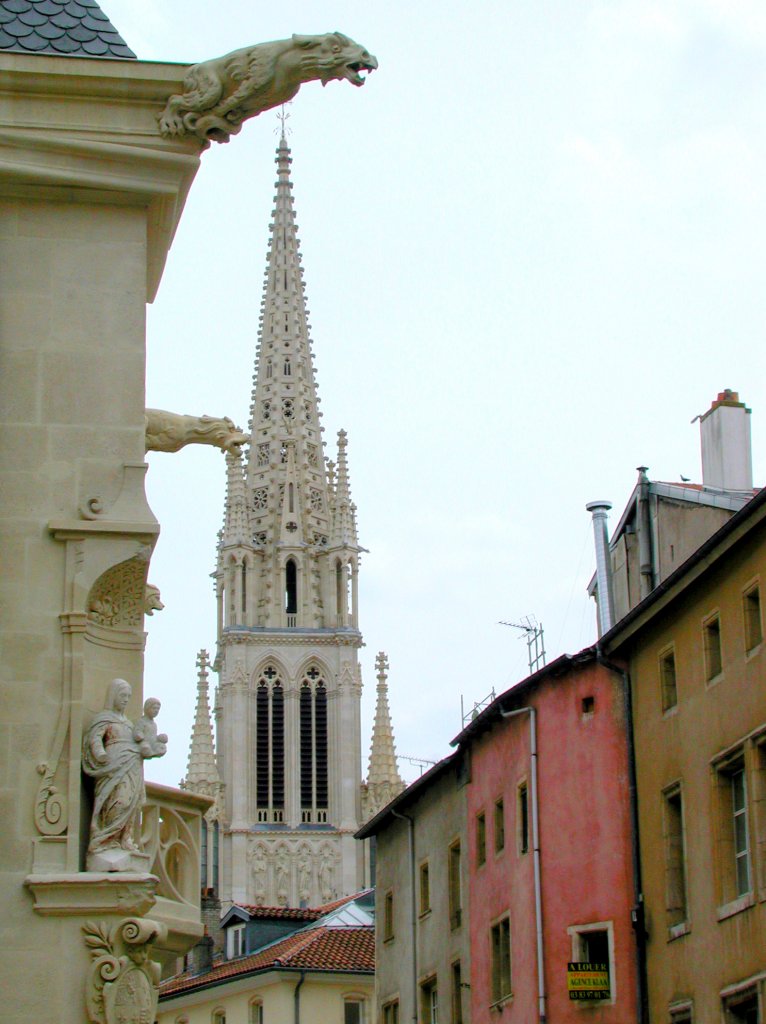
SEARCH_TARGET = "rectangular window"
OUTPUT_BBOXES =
[723,985,760,1023]
[420,978,438,1024]
[448,841,462,929]
[451,961,463,1024]
[568,922,614,1004]
[660,646,678,711]
[744,584,763,653]
[383,890,394,941]
[344,1000,363,1024]
[419,861,431,916]
[714,751,753,907]
[732,768,751,897]
[663,785,688,928]
[704,615,723,681]
[518,783,529,855]
[383,1001,399,1024]
[490,917,512,1004]
[476,812,486,866]
[494,798,505,853]
[227,923,245,959]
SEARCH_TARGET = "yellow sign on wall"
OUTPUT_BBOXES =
[567,962,610,1001]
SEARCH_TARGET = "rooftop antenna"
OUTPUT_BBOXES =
[398,754,437,777]
[460,688,496,728]
[498,616,547,675]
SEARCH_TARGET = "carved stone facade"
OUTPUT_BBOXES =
[83,917,166,1024]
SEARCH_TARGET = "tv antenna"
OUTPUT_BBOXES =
[398,754,437,777]
[498,616,547,675]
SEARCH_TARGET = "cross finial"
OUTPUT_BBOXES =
[276,103,292,137]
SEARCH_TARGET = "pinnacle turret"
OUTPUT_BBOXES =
[330,429,359,547]
[184,650,220,796]
[222,451,249,547]
[362,653,404,821]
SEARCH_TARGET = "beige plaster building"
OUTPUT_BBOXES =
[603,485,766,1022]
[158,893,375,1024]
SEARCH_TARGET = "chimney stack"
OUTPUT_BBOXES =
[586,500,614,637]
[699,390,753,492]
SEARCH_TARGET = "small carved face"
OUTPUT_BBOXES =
[113,681,131,712]
[144,698,161,719]
[317,33,378,86]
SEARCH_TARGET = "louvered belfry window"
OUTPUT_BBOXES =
[255,668,285,822]
[300,668,329,823]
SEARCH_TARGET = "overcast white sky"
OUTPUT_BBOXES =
[103,1,766,787]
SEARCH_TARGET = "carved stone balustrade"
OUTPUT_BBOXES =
[142,782,213,965]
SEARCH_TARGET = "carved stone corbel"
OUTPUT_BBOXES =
[83,917,167,1024]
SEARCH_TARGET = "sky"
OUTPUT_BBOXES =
[102,0,766,788]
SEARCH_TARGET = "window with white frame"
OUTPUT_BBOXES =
[567,921,615,1004]
[714,748,754,908]
[420,976,438,1024]
[343,997,364,1024]
[227,921,245,959]
[704,614,723,682]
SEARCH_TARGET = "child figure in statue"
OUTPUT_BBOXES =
[134,697,168,758]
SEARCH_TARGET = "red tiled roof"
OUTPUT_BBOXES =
[160,926,375,998]
[237,890,367,921]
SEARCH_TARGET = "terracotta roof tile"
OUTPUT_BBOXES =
[237,890,365,921]
[0,0,135,57]
[160,926,375,998]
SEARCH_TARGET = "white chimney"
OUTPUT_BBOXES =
[586,500,614,636]
[699,390,753,492]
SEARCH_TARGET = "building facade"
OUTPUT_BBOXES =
[456,651,639,1023]
[357,753,472,1024]
[603,486,766,1023]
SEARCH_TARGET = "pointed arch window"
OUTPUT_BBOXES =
[285,558,298,622]
[266,361,273,379]
[241,562,247,615]
[300,667,329,823]
[284,358,292,375]
[256,667,285,823]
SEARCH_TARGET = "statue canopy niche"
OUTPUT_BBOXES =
[158,32,377,143]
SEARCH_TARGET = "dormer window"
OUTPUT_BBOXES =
[227,921,245,959]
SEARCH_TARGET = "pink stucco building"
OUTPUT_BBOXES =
[455,648,640,1022]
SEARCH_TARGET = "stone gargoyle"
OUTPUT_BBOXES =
[157,31,377,143]
[145,409,248,455]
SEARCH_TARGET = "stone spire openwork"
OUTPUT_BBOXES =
[183,650,220,797]
[361,652,404,821]
[212,132,368,907]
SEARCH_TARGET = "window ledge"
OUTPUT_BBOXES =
[490,994,513,1012]
[745,641,762,661]
[667,920,690,941]
[717,892,754,921]
[418,909,431,921]
[705,671,724,690]
[662,704,678,719]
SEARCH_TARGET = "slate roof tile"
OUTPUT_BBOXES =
[0,0,135,57]
[160,926,375,999]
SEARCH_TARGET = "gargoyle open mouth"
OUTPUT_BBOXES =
[345,56,378,85]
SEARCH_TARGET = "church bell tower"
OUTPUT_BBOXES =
[212,133,365,907]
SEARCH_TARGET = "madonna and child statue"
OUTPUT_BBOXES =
[82,679,167,873]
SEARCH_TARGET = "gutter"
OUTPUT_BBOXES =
[596,653,648,1024]
[293,969,306,1024]
[501,707,545,1022]
[391,808,417,1024]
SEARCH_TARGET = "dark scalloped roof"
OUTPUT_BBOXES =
[0,0,135,58]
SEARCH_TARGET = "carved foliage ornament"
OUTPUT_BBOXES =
[158,32,377,143]
[83,917,166,1024]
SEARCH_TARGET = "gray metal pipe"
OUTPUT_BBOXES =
[586,500,614,635]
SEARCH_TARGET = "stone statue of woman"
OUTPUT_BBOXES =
[82,678,165,872]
